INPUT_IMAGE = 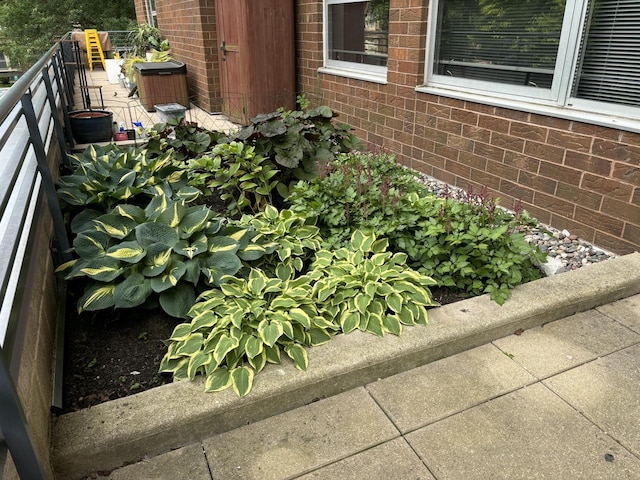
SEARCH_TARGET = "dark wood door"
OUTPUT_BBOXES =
[215,0,247,124]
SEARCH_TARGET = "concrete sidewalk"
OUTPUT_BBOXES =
[100,290,640,478]
[54,253,640,479]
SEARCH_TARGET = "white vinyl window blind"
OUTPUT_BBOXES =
[424,0,640,125]
[573,0,640,107]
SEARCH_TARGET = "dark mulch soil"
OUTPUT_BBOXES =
[62,283,468,413]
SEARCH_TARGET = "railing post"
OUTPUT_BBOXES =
[0,355,49,480]
[42,58,71,167]
[21,90,72,264]
[51,51,75,150]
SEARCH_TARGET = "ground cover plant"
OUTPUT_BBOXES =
[57,105,545,400]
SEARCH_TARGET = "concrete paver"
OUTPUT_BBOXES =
[597,293,640,334]
[406,383,640,480]
[202,388,399,480]
[545,343,640,457]
[296,438,435,480]
[492,309,640,378]
[367,343,536,433]
[104,443,211,480]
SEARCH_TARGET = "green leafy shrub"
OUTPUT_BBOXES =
[184,141,280,217]
[57,144,200,214]
[161,231,436,396]
[56,195,268,318]
[288,152,546,304]
[146,116,224,161]
[233,106,360,195]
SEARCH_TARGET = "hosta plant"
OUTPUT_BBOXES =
[160,268,337,396]
[311,230,438,336]
[231,205,323,277]
[185,141,280,217]
[57,196,268,318]
[162,230,437,397]
[57,144,201,214]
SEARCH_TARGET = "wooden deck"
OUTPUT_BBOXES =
[71,66,238,150]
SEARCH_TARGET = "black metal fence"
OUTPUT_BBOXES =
[0,41,73,480]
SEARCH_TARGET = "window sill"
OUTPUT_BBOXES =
[318,66,387,85]
[416,85,640,135]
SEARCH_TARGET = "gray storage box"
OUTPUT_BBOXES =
[155,103,186,122]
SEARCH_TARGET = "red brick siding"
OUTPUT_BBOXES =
[294,0,640,254]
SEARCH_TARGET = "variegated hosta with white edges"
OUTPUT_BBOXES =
[161,231,437,397]
[55,196,273,318]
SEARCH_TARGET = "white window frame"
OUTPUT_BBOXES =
[146,0,158,27]
[420,0,640,131]
[319,0,388,84]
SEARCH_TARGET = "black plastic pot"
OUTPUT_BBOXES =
[68,110,114,144]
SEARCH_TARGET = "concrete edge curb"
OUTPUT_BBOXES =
[52,252,640,479]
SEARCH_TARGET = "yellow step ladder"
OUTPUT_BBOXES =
[84,29,106,71]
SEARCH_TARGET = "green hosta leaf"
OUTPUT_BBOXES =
[340,310,360,334]
[213,334,240,365]
[245,336,264,359]
[350,230,374,253]
[288,308,311,328]
[270,296,298,309]
[175,186,203,203]
[151,261,187,292]
[78,283,116,312]
[70,209,102,234]
[94,215,136,240]
[205,367,232,392]
[383,314,402,336]
[208,236,239,254]
[248,350,267,373]
[202,252,242,285]
[285,344,308,371]
[74,231,112,257]
[366,314,385,337]
[386,292,403,314]
[113,204,146,224]
[169,323,192,341]
[156,201,187,228]
[238,244,267,261]
[78,257,123,282]
[142,243,173,277]
[354,293,369,315]
[230,366,254,397]
[258,320,283,347]
[176,333,204,356]
[144,193,170,220]
[308,328,333,346]
[159,283,196,319]
[174,233,208,259]
[179,207,212,239]
[190,311,218,331]
[247,268,267,295]
[264,345,281,364]
[106,241,146,263]
[113,273,153,309]
[136,222,179,248]
[398,305,416,325]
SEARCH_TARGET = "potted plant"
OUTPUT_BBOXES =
[127,24,169,59]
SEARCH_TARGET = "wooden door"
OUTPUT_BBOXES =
[215,0,247,124]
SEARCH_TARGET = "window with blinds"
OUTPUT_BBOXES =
[434,0,565,88]
[573,0,640,107]
[425,0,640,121]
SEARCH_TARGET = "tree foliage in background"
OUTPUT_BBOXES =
[0,0,137,70]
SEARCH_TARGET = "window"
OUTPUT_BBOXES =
[146,0,158,27]
[424,0,640,122]
[323,0,390,81]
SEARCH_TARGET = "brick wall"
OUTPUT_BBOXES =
[295,0,640,254]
